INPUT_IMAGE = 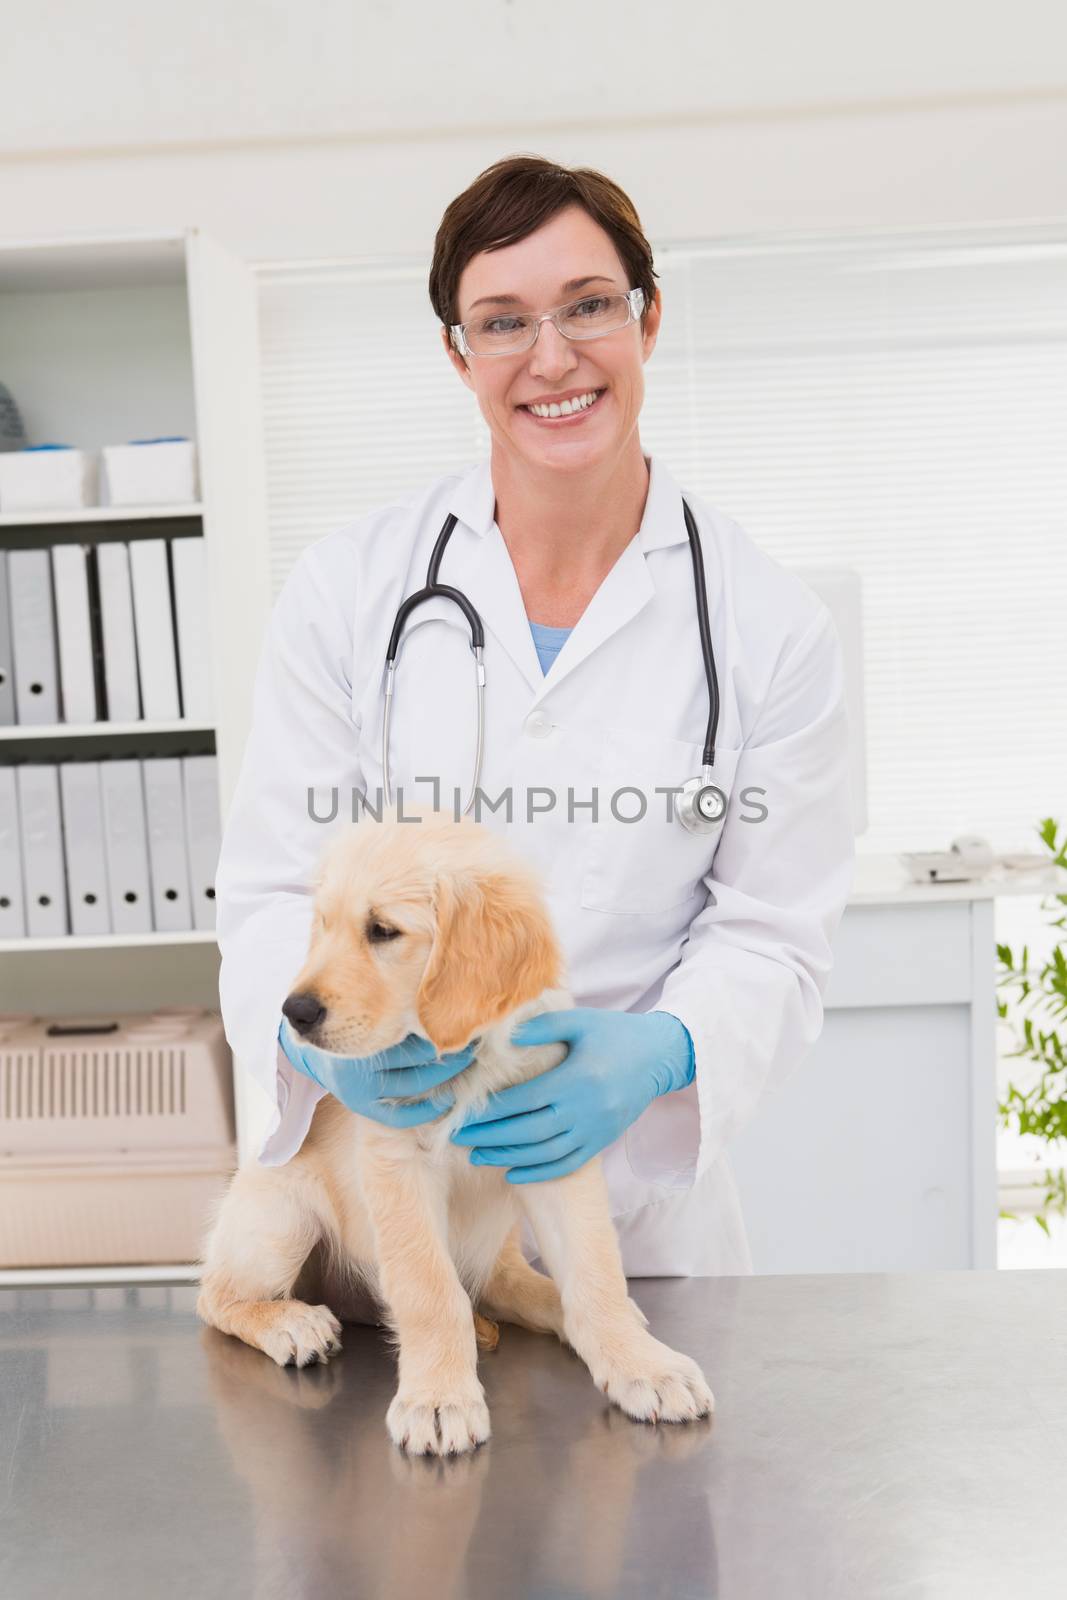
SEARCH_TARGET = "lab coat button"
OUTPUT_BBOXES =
[525,712,551,738]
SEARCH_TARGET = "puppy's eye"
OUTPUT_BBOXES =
[367,919,403,944]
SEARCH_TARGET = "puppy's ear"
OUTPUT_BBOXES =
[416,870,563,1053]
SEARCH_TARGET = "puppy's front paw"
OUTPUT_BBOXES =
[627,1295,650,1328]
[259,1302,343,1369]
[591,1336,714,1424]
[386,1383,491,1456]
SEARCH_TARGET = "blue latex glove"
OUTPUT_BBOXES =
[278,1016,473,1128]
[449,1007,696,1183]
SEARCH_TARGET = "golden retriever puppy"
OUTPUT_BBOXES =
[198,804,714,1456]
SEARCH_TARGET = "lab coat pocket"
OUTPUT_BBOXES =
[580,725,741,915]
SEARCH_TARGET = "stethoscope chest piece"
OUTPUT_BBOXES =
[676,773,728,834]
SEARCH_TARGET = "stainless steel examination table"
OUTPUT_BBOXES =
[2,1270,1066,1599]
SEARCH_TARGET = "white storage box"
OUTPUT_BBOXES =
[0,447,98,512]
[0,1008,236,1267]
[101,438,199,506]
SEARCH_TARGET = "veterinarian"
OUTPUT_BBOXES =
[215,155,856,1277]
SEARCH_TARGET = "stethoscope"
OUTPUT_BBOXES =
[382,495,725,834]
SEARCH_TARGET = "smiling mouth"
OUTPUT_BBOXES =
[518,388,607,423]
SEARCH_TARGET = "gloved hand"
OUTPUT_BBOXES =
[278,1016,473,1128]
[449,1007,695,1183]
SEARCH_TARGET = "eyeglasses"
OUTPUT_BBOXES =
[450,286,645,359]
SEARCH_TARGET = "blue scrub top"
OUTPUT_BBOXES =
[528,619,572,676]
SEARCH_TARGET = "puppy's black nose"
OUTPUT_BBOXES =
[282,992,327,1032]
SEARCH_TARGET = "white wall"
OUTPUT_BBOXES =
[1,1,1064,261]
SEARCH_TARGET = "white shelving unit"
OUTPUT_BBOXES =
[1,720,215,740]
[0,930,220,954]
[0,227,273,1285]
[0,501,203,526]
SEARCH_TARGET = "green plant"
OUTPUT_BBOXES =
[996,818,1067,1235]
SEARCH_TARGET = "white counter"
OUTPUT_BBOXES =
[728,852,1067,1274]
[847,851,1067,905]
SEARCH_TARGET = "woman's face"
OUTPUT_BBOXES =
[444,204,661,475]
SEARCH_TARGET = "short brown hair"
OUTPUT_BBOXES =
[429,154,659,357]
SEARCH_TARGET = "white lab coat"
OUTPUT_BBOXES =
[214,452,856,1278]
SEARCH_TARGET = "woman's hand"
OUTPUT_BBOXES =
[279,1016,474,1127]
[449,1006,695,1183]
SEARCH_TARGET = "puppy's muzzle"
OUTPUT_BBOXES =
[282,990,327,1042]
